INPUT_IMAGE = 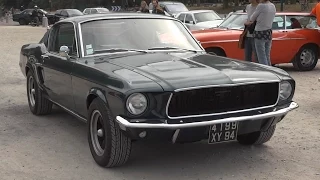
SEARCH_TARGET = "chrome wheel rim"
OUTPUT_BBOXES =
[300,49,315,67]
[90,110,105,156]
[28,76,36,107]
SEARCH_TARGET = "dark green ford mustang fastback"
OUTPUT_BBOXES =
[19,13,299,168]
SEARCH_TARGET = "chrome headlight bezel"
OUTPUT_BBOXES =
[279,81,293,101]
[126,93,148,116]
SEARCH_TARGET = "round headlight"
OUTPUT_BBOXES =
[126,93,148,115]
[279,81,292,100]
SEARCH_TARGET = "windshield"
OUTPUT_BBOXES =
[163,3,188,12]
[80,19,202,56]
[97,8,109,13]
[218,14,247,29]
[68,9,83,16]
[194,11,221,23]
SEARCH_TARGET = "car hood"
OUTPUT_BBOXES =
[192,28,243,40]
[196,20,224,28]
[97,52,288,91]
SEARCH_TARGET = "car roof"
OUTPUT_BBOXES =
[234,12,312,16]
[159,1,184,4]
[59,12,175,23]
[178,10,215,13]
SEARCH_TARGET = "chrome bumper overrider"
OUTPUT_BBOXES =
[116,102,298,130]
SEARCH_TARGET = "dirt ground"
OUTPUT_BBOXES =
[0,26,319,180]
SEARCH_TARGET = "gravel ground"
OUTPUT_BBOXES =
[0,25,320,180]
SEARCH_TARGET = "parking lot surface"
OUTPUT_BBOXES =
[0,26,320,180]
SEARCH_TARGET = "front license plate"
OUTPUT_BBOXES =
[208,122,239,144]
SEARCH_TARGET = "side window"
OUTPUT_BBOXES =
[49,23,77,57]
[84,9,90,14]
[55,10,61,16]
[272,16,285,30]
[91,9,98,14]
[178,14,185,22]
[61,10,68,17]
[286,15,305,29]
[185,14,193,24]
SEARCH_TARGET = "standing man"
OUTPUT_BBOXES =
[152,0,165,15]
[310,0,320,26]
[247,0,276,66]
[244,0,259,62]
[31,5,42,26]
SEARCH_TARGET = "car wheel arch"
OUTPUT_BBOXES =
[205,47,227,56]
[86,88,107,110]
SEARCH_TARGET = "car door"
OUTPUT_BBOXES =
[270,15,293,64]
[41,22,77,110]
[283,15,318,62]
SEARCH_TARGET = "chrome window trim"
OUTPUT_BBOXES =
[77,16,205,58]
[165,80,281,119]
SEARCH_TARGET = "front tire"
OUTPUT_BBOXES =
[88,98,132,168]
[26,70,53,115]
[237,125,276,145]
[19,18,26,25]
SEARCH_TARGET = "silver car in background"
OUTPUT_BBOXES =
[176,10,224,30]
[83,7,110,15]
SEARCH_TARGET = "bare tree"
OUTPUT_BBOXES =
[223,0,229,8]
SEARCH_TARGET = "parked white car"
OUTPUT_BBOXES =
[83,7,109,15]
[176,10,224,30]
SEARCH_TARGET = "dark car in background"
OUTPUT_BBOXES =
[149,1,189,17]
[13,9,56,25]
[53,9,83,22]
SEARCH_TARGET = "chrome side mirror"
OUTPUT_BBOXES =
[59,45,70,58]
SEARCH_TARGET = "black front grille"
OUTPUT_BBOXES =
[167,82,279,117]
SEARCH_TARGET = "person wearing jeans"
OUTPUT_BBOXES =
[244,0,258,62]
[246,0,276,66]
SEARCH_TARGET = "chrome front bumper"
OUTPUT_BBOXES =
[116,102,298,131]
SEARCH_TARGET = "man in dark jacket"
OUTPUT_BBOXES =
[151,0,165,15]
[31,5,42,26]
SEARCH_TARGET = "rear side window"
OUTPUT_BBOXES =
[178,13,185,22]
[84,9,90,14]
[61,10,68,17]
[55,10,61,15]
[91,9,98,14]
[185,14,193,23]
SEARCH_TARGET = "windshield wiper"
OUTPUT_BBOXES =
[147,47,201,53]
[93,48,148,54]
